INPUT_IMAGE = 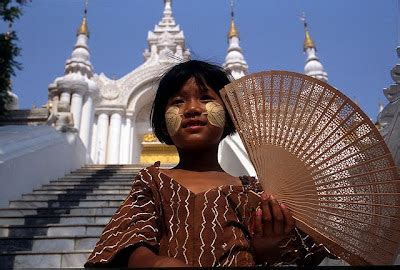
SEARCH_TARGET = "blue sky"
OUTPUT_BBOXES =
[5,0,399,120]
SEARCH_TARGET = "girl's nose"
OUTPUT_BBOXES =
[183,100,204,118]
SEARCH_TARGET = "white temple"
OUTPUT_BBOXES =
[0,1,334,207]
[42,0,263,178]
[45,1,329,175]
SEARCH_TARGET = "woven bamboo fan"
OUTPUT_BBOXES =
[220,71,400,265]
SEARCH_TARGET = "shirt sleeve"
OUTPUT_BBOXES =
[84,170,161,268]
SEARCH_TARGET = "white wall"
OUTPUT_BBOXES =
[218,133,257,177]
[0,125,87,207]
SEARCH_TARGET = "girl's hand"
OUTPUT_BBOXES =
[251,192,296,265]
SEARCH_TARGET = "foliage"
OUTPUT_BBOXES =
[0,0,28,115]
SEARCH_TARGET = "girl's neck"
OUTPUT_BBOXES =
[174,145,223,172]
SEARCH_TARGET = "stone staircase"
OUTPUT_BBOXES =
[0,164,152,268]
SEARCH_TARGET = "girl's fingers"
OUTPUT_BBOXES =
[253,207,263,236]
[281,203,295,234]
[269,195,284,235]
[260,193,273,236]
[260,193,272,223]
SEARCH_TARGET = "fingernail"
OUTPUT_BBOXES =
[256,208,262,216]
[270,195,275,200]
[280,203,286,208]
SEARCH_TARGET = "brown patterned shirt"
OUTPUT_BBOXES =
[85,163,330,267]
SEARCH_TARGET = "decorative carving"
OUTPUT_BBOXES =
[101,82,119,100]
[142,133,159,143]
[54,102,77,133]
[160,32,173,46]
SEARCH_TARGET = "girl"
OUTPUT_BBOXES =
[85,60,330,267]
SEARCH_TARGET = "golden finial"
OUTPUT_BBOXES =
[301,12,316,51]
[228,0,239,39]
[77,0,89,37]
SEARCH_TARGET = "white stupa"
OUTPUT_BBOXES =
[301,15,328,82]
[223,1,248,79]
[48,6,99,156]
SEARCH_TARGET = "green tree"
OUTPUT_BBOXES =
[0,0,28,115]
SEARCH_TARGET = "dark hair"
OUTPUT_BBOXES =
[151,60,236,145]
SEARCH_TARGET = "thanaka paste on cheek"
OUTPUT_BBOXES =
[165,106,182,136]
[205,101,225,128]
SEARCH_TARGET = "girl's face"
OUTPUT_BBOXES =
[165,77,226,150]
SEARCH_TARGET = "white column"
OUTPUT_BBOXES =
[51,95,59,113]
[59,91,71,104]
[129,124,134,164]
[120,116,132,164]
[91,117,97,163]
[96,112,109,164]
[119,116,127,164]
[70,92,83,130]
[124,117,132,164]
[106,112,122,164]
[79,94,94,152]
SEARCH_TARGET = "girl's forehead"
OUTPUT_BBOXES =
[177,78,212,95]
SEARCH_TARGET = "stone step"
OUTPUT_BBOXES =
[0,206,118,217]
[51,180,133,185]
[53,177,134,182]
[0,214,111,226]
[31,189,130,195]
[9,199,123,208]
[57,175,135,180]
[83,164,156,168]
[0,250,91,268]
[0,235,98,253]
[50,176,135,180]
[39,183,133,189]
[73,168,140,172]
[72,169,140,175]
[0,224,105,237]
[67,173,136,179]
[20,193,127,201]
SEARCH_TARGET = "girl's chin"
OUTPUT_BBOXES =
[173,136,221,150]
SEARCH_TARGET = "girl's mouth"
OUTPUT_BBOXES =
[182,119,207,128]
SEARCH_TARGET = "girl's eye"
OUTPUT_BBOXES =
[171,98,184,105]
[201,95,214,102]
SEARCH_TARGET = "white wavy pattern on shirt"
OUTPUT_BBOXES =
[88,169,158,262]
[173,184,182,258]
[222,186,234,267]
[234,191,244,266]
[182,187,191,264]
[210,188,223,266]
[98,231,157,263]
[198,189,210,267]
[100,213,156,243]
[167,178,176,257]
[157,172,165,227]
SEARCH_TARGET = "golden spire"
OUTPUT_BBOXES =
[77,0,89,37]
[301,13,315,51]
[229,20,239,39]
[228,0,239,39]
